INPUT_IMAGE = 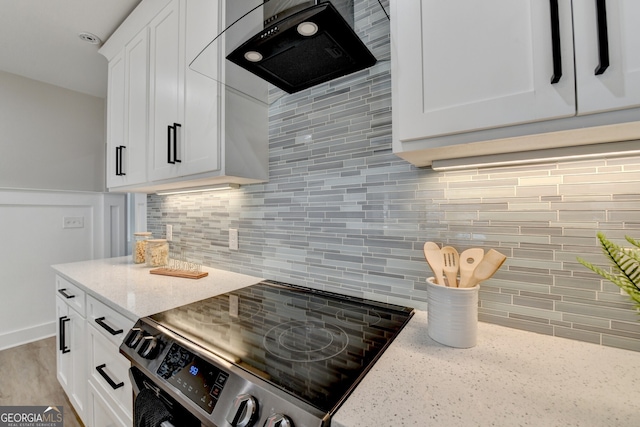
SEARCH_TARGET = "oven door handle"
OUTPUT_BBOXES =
[160,422,175,427]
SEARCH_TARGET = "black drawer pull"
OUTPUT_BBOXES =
[57,288,75,299]
[549,0,562,84]
[594,0,610,75]
[59,316,70,354]
[96,364,124,390]
[95,317,123,335]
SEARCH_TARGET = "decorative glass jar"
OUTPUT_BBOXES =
[146,239,169,267]
[133,232,152,264]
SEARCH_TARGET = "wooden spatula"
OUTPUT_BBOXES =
[441,246,459,287]
[423,242,445,285]
[458,248,484,288]
[465,249,507,288]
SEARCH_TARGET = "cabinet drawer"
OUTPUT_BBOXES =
[87,381,131,427]
[55,275,86,316]
[88,324,133,417]
[87,295,135,346]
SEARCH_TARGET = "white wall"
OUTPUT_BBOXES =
[0,70,106,192]
[0,190,125,350]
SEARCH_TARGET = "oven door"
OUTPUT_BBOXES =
[130,366,204,427]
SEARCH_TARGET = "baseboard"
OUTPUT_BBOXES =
[0,321,56,351]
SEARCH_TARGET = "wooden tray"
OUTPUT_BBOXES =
[149,268,209,279]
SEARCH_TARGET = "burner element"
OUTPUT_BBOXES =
[264,320,349,362]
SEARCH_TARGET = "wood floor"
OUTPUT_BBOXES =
[0,337,84,427]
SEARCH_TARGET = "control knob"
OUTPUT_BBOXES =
[226,394,258,427]
[124,327,143,348]
[137,335,160,359]
[263,414,293,427]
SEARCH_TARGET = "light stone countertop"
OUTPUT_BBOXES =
[333,310,640,427]
[52,256,263,320]
[52,258,640,426]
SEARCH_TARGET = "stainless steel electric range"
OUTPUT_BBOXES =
[120,280,414,427]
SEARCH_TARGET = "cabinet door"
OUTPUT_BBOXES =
[87,382,129,427]
[391,0,576,142]
[106,51,126,189]
[56,297,86,421]
[148,0,185,182]
[122,28,149,186]
[106,31,148,189]
[574,0,640,114]
[56,297,71,392]
[182,0,221,176]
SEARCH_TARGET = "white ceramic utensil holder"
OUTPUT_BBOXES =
[426,277,479,348]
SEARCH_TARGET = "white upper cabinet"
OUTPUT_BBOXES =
[100,0,268,193]
[574,0,640,114]
[148,0,184,182]
[392,0,640,167]
[393,0,575,140]
[105,30,148,188]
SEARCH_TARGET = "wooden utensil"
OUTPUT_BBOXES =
[465,249,507,288]
[441,246,460,287]
[423,242,445,285]
[458,248,485,288]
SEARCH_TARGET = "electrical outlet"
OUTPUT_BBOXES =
[229,228,238,251]
[166,224,173,241]
[63,216,84,229]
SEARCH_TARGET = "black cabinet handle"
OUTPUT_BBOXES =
[95,317,123,336]
[118,146,126,176]
[549,0,562,84]
[96,364,124,390]
[59,316,70,354]
[57,288,75,299]
[115,146,126,176]
[594,0,609,75]
[167,125,174,164]
[173,123,182,163]
[167,123,182,164]
[115,146,120,176]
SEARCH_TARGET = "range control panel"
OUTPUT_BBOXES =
[157,343,229,414]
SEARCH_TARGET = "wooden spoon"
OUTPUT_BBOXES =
[423,242,445,285]
[441,246,459,287]
[458,248,484,288]
[465,249,507,288]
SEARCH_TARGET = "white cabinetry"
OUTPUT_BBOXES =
[105,29,149,188]
[55,276,136,427]
[55,276,86,421]
[574,0,640,114]
[86,295,135,426]
[391,0,640,167]
[100,0,268,193]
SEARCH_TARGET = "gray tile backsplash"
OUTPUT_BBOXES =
[148,0,640,352]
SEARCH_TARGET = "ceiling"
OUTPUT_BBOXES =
[0,0,142,98]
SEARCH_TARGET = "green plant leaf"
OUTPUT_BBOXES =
[577,232,640,310]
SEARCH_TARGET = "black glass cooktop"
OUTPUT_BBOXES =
[148,280,414,413]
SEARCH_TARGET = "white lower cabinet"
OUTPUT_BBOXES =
[87,295,135,426]
[87,382,130,427]
[56,276,86,421]
[56,276,136,427]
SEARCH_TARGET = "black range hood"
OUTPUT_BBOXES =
[226,1,377,94]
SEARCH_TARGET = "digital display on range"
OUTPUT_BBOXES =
[157,343,229,414]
